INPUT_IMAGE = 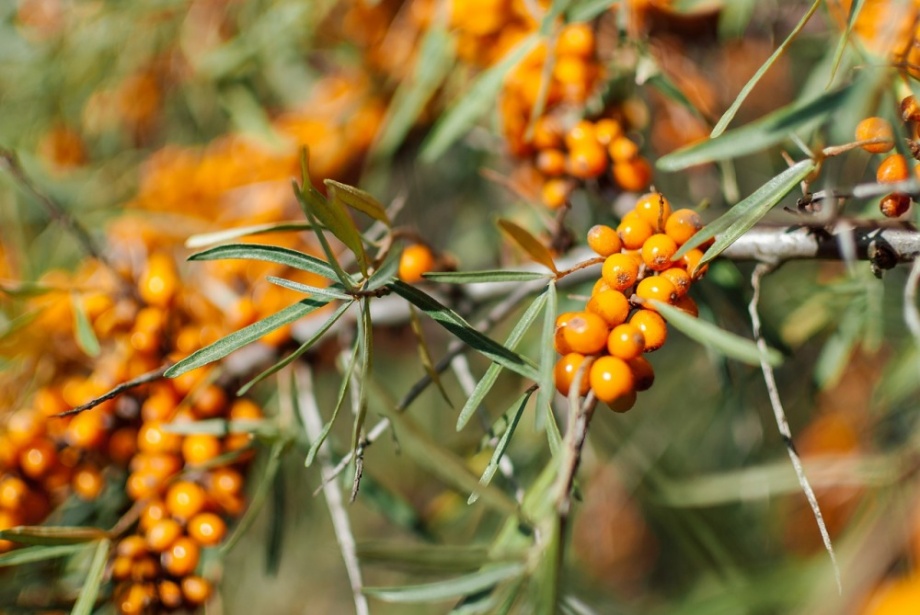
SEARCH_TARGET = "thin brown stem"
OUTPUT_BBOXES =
[53,363,171,417]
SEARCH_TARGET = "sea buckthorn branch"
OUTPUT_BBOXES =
[749,261,841,592]
[53,364,172,417]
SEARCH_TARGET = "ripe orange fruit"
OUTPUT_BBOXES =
[556,23,594,58]
[562,312,610,355]
[161,536,200,577]
[601,253,640,291]
[660,267,691,297]
[587,224,622,257]
[567,142,607,179]
[594,118,622,145]
[586,290,631,327]
[612,158,652,192]
[627,356,655,391]
[554,353,591,397]
[145,518,182,552]
[855,117,894,153]
[880,192,911,218]
[166,480,207,520]
[681,248,709,279]
[641,233,678,271]
[617,211,654,250]
[181,576,212,605]
[182,434,222,466]
[635,276,678,308]
[607,323,646,360]
[608,136,638,162]
[664,208,703,245]
[187,512,227,546]
[541,178,572,209]
[877,154,909,183]
[634,193,672,231]
[536,148,567,176]
[139,252,178,308]
[398,244,435,283]
[629,309,667,352]
[588,356,634,404]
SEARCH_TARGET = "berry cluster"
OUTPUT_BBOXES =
[855,96,920,218]
[553,193,705,409]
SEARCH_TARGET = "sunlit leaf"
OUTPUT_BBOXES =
[71,294,100,357]
[366,246,402,291]
[651,300,783,366]
[325,179,391,226]
[537,282,562,456]
[826,0,865,87]
[71,538,110,615]
[305,339,361,467]
[295,182,361,289]
[424,270,551,284]
[184,221,314,249]
[164,297,331,378]
[0,543,88,567]
[497,219,558,273]
[469,388,534,504]
[351,299,373,454]
[188,243,340,281]
[266,276,352,301]
[0,526,107,546]
[363,563,525,603]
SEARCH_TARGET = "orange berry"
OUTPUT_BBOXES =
[536,148,567,176]
[138,421,181,455]
[188,512,227,546]
[532,116,562,149]
[72,464,105,500]
[640,233,678,271]
[612,158,652,192]
[674,295,699,317]
[588,356,634,404]
[636,276,678,308]
[880,192,911,218]
[554,56,591,88]
[0,476,29,510]
[131,452,182,479]
[139,252,178,308]
[116,535,148,560]
[117,582,155,615]
[541,178,572,209]
[681,248,709,279]
[131,555,159,581]
[591,278,611,295]
[209,467,244,497]
[158,579,184,610]
[182,434,222,466]
[586,224,622,257]
[564,120,596,150]
[554,353,591,397]
[567,142,607,179]
[398,244,436,283]
[161,536,200,577]
[901,95,920,122]
[627,356,655,391]
[594,119,622,145]
[660,267,692,298]
[181,576,212,605]
[112,556,133,581]
[634,193,672,231]
[166,481,207,520]
[126,471,161,501]
[855,117,894,153]
[145,518,182,552]
[20,440,58,479]
[665,208,703,245]
[602,253,640,292]
[607,323,646,360]
[139,500,169,532]
[877,154,909,183]
[229,399,262,421]
[556,23,594,58]
[629,309,667,352]
[586,289,630,327]
[66,410,108,449]
[617,211,654,250]
[562,312,610,355]
[193,384,227,419]
[608,136,638,162]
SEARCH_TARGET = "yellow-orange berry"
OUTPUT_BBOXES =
[66,410,108,449]
[641,233,678,271]
[181,576,212,605]
[880,192,911,218]
[586,289,631,327]
[161,536,200,577]
[145,518,182,552]
[112,556,133,581]
[660,267,691,297]
[608,136,638,162]
[877,154,909,183]
[554,353,591,397]
[681,248,709,279]
[607,323,645,360]
[139,252,178,308]
[556,23,594,57]
[553,312,578,355]
[399,244,436,283]
[72,464,105,500]
[567,142,607,179]
[138,421,181,455]
[182,434,222,466]
[209,467,244,498]
[117,582,155,615]
[541,178,572,209]
[664,208,703,245]
[188,512,227,546]
[636,276,678,308]
[587,224,622,256]
[612,158,652,192]
[627,356,655,391]
[532,116,563,150]
[192,384,227,419]
[0,476,29,510]
[131,556,159,581]
[139,500,168,532]
[634,193,672,231]
[589,356,634,404]
[602,253,640,292]
[617,211,654,250]
[902,95,920,122]
[629,309,667,352]
[594,119,622,145]
[166,481,207,520]
[20,440,57,479]
[562,312,610,355]
[855,117,894,153]
[592,278,611,296]
[536,148,567,176]
[564,120,596,150]
[674,295,699,317]
[158,580,184,610]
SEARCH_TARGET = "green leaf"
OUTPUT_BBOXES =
[266,276,352,301]
[164,297,332,378]
[468,389,534,504]
[295,182,361,289]
[651,300,783,366]
[324,179,391,226]
[537,282,562,456]
[657,85,852,171]
[674,159,816,265]
[161,418,276,437]
[409,305,454,409]
[358,543,516,573]
[826,0,865,87]
[184,221,314,249]
[710,0,821,138]
[567,0,620,22]
[238,300,353,397]
[305,338,361,467]
[71,539,110,615]
[457,290,548,430]
[424,270,551,284]
[363,563,525,603]
[0,543,88,567]
[351,299,373,453]
[221,441,285,555]
[389,281,540,381]
[717,0,756,39]
[71,294,100,358]
[366,247,401,291]
[534,518,562,615]
[497,219,558,273]
[0,526,107,546]
[422,34,539,161]
[188,243,339,280]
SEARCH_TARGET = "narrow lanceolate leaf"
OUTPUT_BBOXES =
[296,185,360,290]
[266,276,352,301]
[469,389,534,504]
[357,543,514,573]
[0,526,107,546]
[710,0,822,137]
[673,159,816,264]
[71,539,110,615]
[366,246,402,292]
[424,270,551,284]
[497,219,558,274]
[189,243,339,280]
[238,300,354,396]
[827,0,865,87]
[657,85,852,171]
[651,300,783,367]
[389,281,539,381]
[409,305,453,408]
[363,563,525,603]
[221,441,285,555]
[537,282,562,456]
[422,33,539,161]
[0,543,88,567]
[71,294,100,357]
[185,221,314,249]
[164,297,331,378]
[305,340,361,467]
[325,179,391,226]
[351,299,373,454]
[457,290,548,431]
